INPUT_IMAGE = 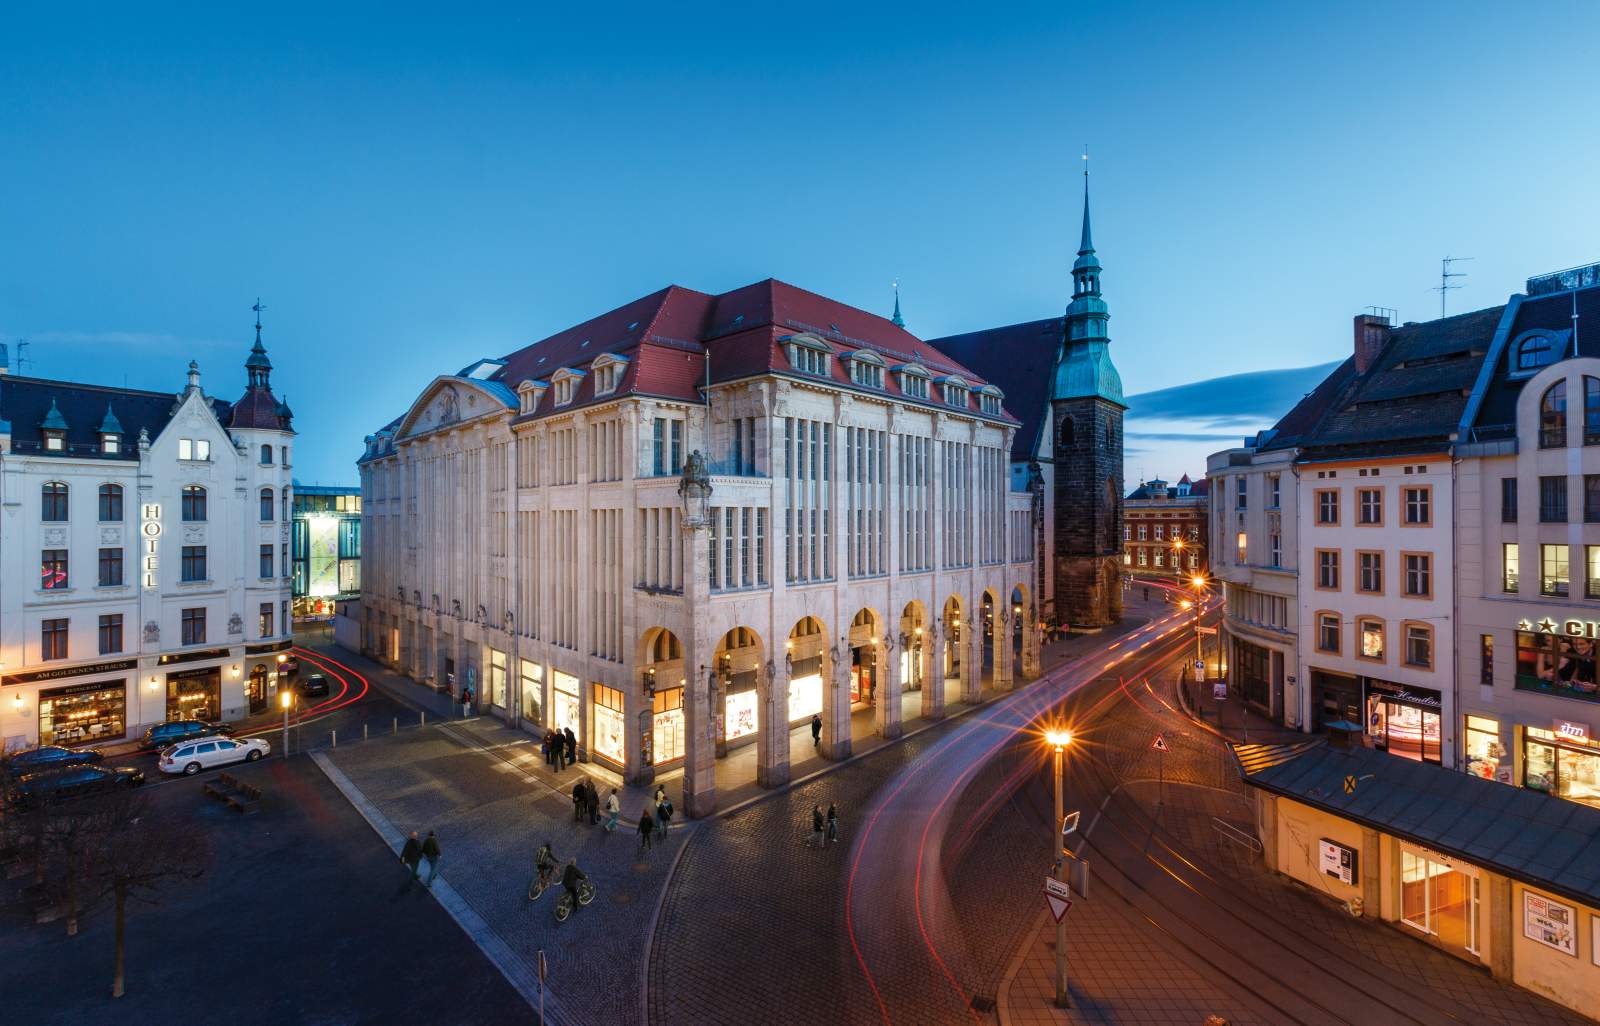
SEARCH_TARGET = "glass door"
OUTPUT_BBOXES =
[1401,849,1479,957]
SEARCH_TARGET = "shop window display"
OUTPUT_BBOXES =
[724,688,758,742]
[591,683,626,765]
[1524,727,1600,808]
[652,687,684,764]
[39,682,127,746]
[1515,629,1600,701]
[166,669,220,722]
[519,660,543,725]
[488,649,508,709]
[1463,715,1503,780]
[552,671,580,738]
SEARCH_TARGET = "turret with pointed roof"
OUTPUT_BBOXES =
[1054,179,1124,407]
[230,300,293,431]
[891,283,906,329]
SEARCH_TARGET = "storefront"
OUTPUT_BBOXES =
[1234,637,1275,712]
[1364,678,1443,764]
[1401,844,1481,958]
[590,683,626,768]
[1523,721,1600,808]
[651,686,685,765]
[551,670,580,738]
[519,659,543,729]
[901,643,924,693]
[38,679,128,747]
[247,664,269,713]
[1311,668,1360,731]
[1464,714,1506,781]
[487,648,508,711]
[850,647,874,706]
[166,666,221,723]
[787,656,823,724]
[721,671,758,749]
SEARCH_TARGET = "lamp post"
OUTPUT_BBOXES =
[280,689,294,758]
[1044,728,1073,1008]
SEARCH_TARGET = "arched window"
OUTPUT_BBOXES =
[1059,417,1074,446]
[41,481,68,522]
[260,444,273,465]
[1517,334,1555,371]
[1540,380,1567,449]
[260,487,274,523]
[98,483,123,522]
[181,485,207,522]
[1585,376,1600,447]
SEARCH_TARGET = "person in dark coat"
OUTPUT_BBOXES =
[811,713,822,747]
[826,803,839,844]
[638,808,656,852]
[400,831,423,883]
[540,732,552,766]
[658,794,674,835]
[552,729,567,772]
[421,830,442,886]
[810,805,824,847]
[585,779,601,825]
[572,780,586,823]
[563,726,577,764]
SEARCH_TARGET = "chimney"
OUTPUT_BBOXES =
[1353,314,1391,374]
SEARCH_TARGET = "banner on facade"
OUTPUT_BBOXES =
[1524,891,1577,956]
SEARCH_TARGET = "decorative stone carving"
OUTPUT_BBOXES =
[475,604,486,625]
[99,527,121,545]
[42,528,66,546]
[143,620,159,644]
[228,613,243,636]
[451,599,463,620]
[439,386,460,426]
[182,526,205,543]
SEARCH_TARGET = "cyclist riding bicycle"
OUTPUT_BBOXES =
[561,859,588,912]
[535,841,559,888]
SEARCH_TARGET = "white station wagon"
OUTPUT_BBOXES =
[158,735,271,776]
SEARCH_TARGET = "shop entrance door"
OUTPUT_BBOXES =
[1401,849,1479,957]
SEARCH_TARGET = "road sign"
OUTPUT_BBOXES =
[1197,625,1218,636]
[1061,810,1081,839]
[1194,660,1206,682]
[1343,774,1357,795]
[1213,680,1228,700]
[1044,876,1073,922]
[1151,734,1169,753]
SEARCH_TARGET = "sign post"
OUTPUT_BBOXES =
[537,948,547,1025]
[1152,734,1168,807]
[1043,875,1073,922]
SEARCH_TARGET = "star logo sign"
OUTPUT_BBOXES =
[1538,618,1558,634]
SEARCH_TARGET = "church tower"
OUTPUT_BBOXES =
[1049,174,1126,626]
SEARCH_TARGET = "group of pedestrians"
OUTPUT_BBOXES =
[399,829,443,887]
[541,726,578,772]
[568,776,674,854]
[808,803,840,846]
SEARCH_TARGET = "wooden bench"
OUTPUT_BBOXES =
[226,782,262,815]
[203,772,240,801]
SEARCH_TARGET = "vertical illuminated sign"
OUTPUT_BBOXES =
[141,503,162,589]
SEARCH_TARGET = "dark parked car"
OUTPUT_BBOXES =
[297,673,330,698]
[1,745,105,773]
[9,765,144,807]
[143,720,228,750]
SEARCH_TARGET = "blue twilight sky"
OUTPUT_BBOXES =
[3,2,1598,487]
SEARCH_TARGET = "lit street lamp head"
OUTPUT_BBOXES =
[1191,575,1207,589]
[280,691,293,710]
[1044,728,1073,749]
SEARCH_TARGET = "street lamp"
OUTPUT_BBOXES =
[1043,728,1073,1008]
[280,689,294,758]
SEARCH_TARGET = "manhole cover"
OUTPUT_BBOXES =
[610,892,634,906]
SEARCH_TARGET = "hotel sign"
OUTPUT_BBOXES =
[1518,617,1600,638]
[141,503,162,589]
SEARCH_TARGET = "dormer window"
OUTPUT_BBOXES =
[784,334,833,378]
[1512,330,1565,374]
[977,386,1004,416]
[101,433,119,454]
[591,354,629,397]
[846,350,886,390]
[44,431,65,452]
[896,363,931,400]
[551,368,585,407]
[939,376,971,409]
[517,379,548,414]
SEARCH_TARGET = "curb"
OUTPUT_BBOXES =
[309,751,568,1026]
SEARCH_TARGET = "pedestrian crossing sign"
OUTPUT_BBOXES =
[1151,734,1169,753]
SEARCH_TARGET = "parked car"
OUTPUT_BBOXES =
[297,673,330,698]
[8,765,144,806]
[158,735,271,776]
[1,745,105,773]
[143,720,229,750]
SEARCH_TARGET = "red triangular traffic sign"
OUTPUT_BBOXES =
[1152,734,1169,752]
[1045,892,1072,922]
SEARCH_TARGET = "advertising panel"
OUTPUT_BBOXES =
[788,674,823,723]
[308,515,339,597]
[1524,891,1577,956]
[725,689,758,742]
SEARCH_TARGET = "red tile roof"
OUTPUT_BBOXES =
[228,387,286,430]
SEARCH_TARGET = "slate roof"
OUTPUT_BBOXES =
[1467,282,1600,438]
[1259,306,1502,459]
[925,317,1064,461]
[0,375,234,459]
[1236,741,1600,910]
[373,279,1021,451]
[229,386,290,430]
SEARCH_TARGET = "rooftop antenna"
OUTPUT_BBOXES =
[16,338,31,375]
[252,297,266,342]
[1431,256,1472,318]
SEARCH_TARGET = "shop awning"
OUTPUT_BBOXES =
[1234,741,1600,910]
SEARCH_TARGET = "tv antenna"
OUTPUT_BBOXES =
[15,338,32,375]
[1431,256,1472,318]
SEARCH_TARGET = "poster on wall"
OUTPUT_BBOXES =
[1524,891,1577,956]
[725,690,758,742]
[1319,839,1357,885]
[788,674,823,723]
[307,516,340,597]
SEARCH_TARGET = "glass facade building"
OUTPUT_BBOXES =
[291,484,361,621]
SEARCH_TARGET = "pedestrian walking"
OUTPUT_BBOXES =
[653,785,667,830]
[811,713,822,748]
[540,733,552,766]
[421,830,442,886]
[658,794,674,835]
[604,788,620,831]
[572,780,586,823]
[552,729,567,773]
[809,805,824,847]
[638,808,656,852]
[585,779,601,825]
[400,831,423,883]
[563,726,577,765]
[826,803,839,844]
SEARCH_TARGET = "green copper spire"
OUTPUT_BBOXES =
[1054,157,1124,407]
[891,281,905,328]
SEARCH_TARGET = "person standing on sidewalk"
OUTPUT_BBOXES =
[400,831,423,885]
[540,732,552,766]
[809,805,824,847]
[572,780,587,823]
[604,788,621,831]
[811,713,822,748]
[582,779,598,824]
[653,785,667,830]
[826,803,839,844]
[421,830,442,887]
[551,729,567,773]
[638,808,656,852]
[564,727,578,767]
[658,793,673,835]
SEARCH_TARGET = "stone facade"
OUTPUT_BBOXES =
[1051,397,1123,625]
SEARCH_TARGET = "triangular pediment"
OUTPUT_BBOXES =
[397,376,515,439]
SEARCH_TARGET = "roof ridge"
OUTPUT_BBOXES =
[2,374,181,401]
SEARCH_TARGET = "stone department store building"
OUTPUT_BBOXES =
[0,320,295,751]
[359,279,1045,815]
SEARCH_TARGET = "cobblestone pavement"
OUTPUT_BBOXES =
[996,654,1593,1026]
[647,598,1178,1026]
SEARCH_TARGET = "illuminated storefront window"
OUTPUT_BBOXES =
[39,681,126,746]
[1524,725,1600,808]
[1463,715,1502,780]
[166,668,221,722]
[487,649,507,709]
[1364,679,1441,764]
[652,686,684,764]
[552,671,580,738]
[724,688,758,743]
[788,661,823,723]
[591,683,626,765]
[519,660,543,726]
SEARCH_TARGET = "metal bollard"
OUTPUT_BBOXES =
[392,717,398,735]
[332,730,337,748]
[421,711,426,727]
[364,723,369,741]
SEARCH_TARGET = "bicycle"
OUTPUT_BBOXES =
[528,864,559,901]
[554,879,596,922]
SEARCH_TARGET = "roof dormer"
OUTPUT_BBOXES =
[516,378,550,415]
[976,383,1004,417]
[936,375,971,409]
[40,398,68,452]
[550,367,586,407]
[894,361,931,400]
[590,353,630,397]
[98,404,124,455]
[844,348,886,390]
[782,333,834,379]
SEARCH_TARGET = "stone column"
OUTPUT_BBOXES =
[1487,873,1513,981]
[995,609,1014,690]
[962,610,982,703]
[758,658,790,788]
[1022,604,1042,679]
[682,524,717,819]
[822,642,853,760]
[876,636,903,739]
[922,625,945,720]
